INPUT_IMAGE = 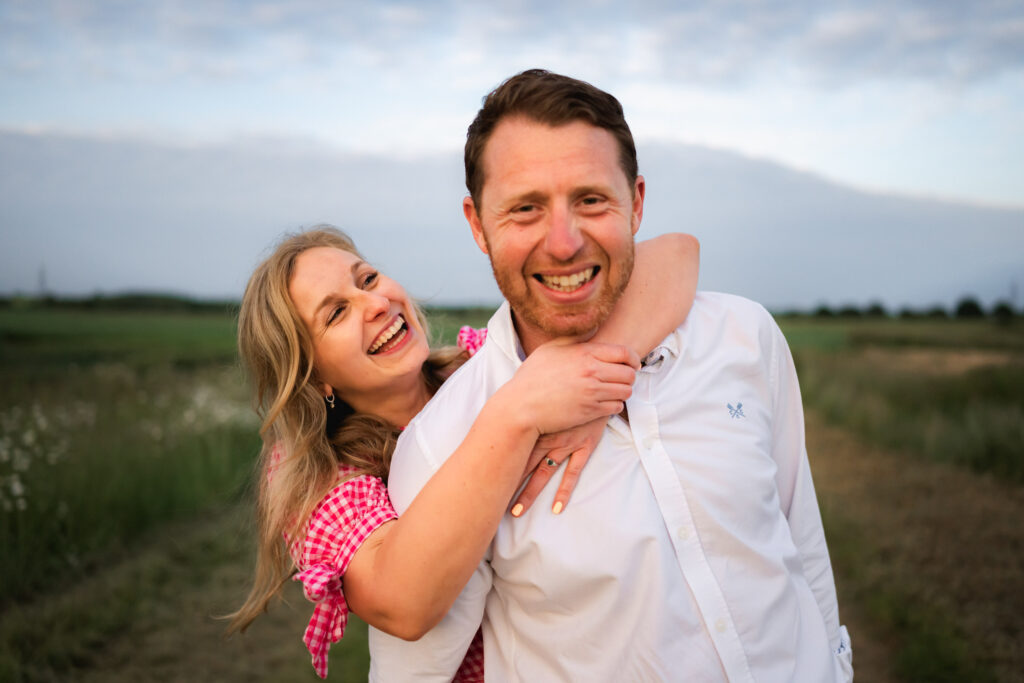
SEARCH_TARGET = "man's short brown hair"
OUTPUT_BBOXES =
[464,69,638,205]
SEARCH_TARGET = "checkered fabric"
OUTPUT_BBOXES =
[457,326,488,356]
[290,470,487,680]
[290,467,399,678]
[453,629,485,682]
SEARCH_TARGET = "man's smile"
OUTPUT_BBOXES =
[534,266,598,293]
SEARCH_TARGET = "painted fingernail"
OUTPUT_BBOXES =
[552,501,564,515]
[511,503,524,517]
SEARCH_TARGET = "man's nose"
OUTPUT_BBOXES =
[544,205,584,262]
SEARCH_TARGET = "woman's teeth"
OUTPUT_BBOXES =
[369,317,407,354]
[540,267,595,292]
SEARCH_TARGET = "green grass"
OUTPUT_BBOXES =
[796,349,1024,482]
[0,309,258,607]
[423,306,496,346]
[777,316,1024,482]
[777,316,1024,352]
[0,308,240,371]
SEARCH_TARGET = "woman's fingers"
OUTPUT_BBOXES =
[512,418,608,517]
[551,448,592,514]
[591,361,637,387]
[512,452,564,516]
[585,342,642,370]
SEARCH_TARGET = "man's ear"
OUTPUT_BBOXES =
[464,196,490,255]
[631,175,646,236]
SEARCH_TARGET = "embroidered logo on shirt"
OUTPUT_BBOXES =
[727,402,745,419]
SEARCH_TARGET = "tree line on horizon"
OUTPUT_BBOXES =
[0,292,1020,322]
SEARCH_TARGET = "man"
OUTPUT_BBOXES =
[371,69,852,681]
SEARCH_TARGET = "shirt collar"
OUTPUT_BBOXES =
[486,301,526,364]
[640,329,682,373]
[487,299,683,370]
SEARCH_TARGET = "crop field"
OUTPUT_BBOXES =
[0,305,1021,681]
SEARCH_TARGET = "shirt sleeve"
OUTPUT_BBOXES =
[767,318,853,682]
[368,419,494,682]
[291,473,399,679]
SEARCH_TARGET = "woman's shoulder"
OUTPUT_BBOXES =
[304,465,395,540]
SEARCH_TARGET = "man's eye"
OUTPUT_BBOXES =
[513,204,535,213]
[581,196,602,206]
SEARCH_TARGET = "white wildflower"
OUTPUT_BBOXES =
[32,404,48,431]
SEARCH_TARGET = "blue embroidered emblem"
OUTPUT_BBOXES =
[727,402,745,419]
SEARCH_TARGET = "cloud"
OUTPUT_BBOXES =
[3,0,1022,87]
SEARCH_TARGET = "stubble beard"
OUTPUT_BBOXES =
[489,244,635,341]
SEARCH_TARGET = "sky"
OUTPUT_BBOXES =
[1,0,1023,309]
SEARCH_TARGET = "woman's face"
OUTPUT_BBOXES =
[288,246,430,408]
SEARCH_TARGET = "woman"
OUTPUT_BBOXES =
[229,226,699,678]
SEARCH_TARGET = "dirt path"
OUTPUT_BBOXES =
[807,412,1024,683]
[2,505,370,682]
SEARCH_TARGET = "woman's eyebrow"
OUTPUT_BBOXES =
[313,260,367,319]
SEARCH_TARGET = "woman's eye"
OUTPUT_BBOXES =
[326,306,345,325]
[363,271,379,287]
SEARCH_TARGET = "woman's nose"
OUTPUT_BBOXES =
[361,291,390,320]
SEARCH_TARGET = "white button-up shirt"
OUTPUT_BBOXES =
[371,293,853,682]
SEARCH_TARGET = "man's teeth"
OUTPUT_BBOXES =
[540,267,595,292]
[369,317,406,354]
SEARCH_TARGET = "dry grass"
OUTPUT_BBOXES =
[859,347,1017,376]
[808,412,1024,682]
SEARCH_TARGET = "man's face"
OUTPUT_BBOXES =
[464,116,644,354]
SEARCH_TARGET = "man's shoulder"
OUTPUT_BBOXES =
[693,290,772,318]
[409,350,495,432]
[688,291,778,335]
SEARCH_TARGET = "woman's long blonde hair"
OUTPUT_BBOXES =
[228,226,464,633]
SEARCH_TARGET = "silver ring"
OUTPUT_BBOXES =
[545,458,557,467]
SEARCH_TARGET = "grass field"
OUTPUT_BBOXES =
[1,305,1021,681]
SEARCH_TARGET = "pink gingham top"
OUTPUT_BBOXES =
[288,327,488,680]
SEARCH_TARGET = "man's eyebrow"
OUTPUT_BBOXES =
[312,259,366,320]
[504,190,547,207]
[573,184,611,198]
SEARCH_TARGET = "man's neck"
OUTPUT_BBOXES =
[512,311,597,356]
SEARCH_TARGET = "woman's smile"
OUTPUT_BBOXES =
[368,314,411,355]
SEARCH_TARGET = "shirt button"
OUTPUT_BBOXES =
[676,526,690,540]
[642,435,655,450]
[714,617,727,633]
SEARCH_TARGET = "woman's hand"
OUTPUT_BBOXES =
[511,417,608,516]
[500,340,639,438]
